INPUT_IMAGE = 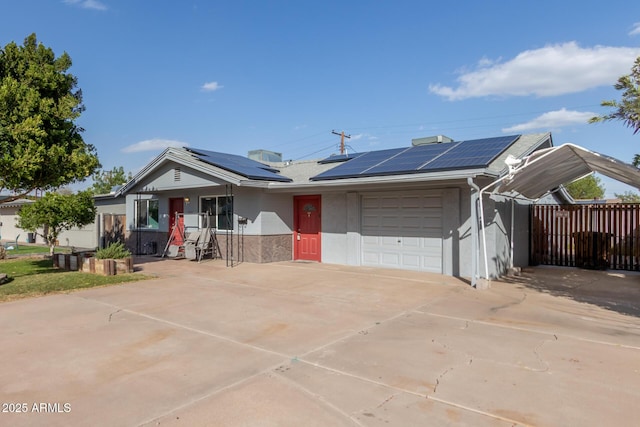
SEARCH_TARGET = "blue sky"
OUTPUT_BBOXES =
[3,1,640,197]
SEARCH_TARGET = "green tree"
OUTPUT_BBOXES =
[90,166,132,195]
[0,33,100,202]
[614,191,640,203]
[17,191,96,255]
[564,175,605,200]
[590,56,640,134]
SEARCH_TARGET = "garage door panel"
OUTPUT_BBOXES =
[362,215,380,228]
[362,251,379,264]
[423,196,442,207]
[381,216,403,228]
[380,252,401,266]
[361,192,443,273]
[402,237,421,248]
[421,207,442,217]
[400,216,423,229]
[401,196,422,208]
[402,254,420,268]
[380,197,401,208]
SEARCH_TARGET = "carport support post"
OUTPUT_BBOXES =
[468,178,479,288]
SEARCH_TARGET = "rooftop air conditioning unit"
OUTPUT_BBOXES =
[411,135,454,146]
[248,149,283,163]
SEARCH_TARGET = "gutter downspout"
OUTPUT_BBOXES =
[510,199,515,270]
[467,177,480,289]
[477,174,525,288]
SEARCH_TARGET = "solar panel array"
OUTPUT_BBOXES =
[187,148,293,182]
[311,135,520,181]
[317,153,364,164]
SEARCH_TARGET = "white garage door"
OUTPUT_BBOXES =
[361,191,442,273]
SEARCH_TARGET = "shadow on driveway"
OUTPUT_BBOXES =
[498,265,640,318]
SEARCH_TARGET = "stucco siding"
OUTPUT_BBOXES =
[139,161,227,191]
[321,193,348,264]
[255,192,292,235]
[456,186,475,279]
[0,205,24,243]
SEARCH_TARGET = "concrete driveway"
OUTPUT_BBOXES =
[1,259,639,426]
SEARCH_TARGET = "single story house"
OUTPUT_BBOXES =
[0,195,123,250]
[0,198,33,244]
[93,132,567,280]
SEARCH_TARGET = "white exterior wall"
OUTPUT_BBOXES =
[254,192,292,235]
[0,205,25,243]
[321,193,348,264]
[57,223,96,249]
[142,161,227,192]
[457,186,474,279]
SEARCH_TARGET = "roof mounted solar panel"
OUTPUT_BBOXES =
[186,148,293,182]
[362,142,456,175]
[311,147,405,180]
[420,135,519,171]
[318,153,365,164]
[310,134,521,181]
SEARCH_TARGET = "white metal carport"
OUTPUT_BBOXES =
[472,143,640,289]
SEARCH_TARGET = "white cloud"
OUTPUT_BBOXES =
[201,81,223,92]
[630,22,640,36]
[121,139,189,153]
[429,42,640,100]
[502,108,596,133]
[63,0,107,11]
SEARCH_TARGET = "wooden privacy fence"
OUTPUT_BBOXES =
[102,214,126,248]
[531,204,640,270]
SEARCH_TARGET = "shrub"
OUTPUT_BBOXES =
[95,242,131,260]
[0,246,6,260]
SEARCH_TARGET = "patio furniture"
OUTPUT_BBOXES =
[4,234,20,250]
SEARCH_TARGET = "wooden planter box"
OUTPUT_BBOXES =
[82,257,134,276]
[55,253,89,271]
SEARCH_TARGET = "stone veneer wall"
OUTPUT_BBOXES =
[216,234,292,263]
[126,231,292,263]
[125,231,168,256]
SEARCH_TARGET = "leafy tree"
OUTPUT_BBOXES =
[17,191,96,255]
[589,56,640,134]
[614,191,640,203]
[564,175,605,200]
[0,33,100,202]
[90,166,132,195]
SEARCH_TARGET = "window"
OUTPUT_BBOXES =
[135,199,159,229]
[200,196,234,230]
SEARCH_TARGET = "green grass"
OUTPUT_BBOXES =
[3,245,70,256]
[0,258,149,302]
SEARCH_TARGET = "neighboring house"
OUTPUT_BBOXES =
[0,198,34,244]
[0,195,123,250]
[96,132,560,279]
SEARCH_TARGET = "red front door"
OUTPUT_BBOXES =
[294,195,321,261]
[168,198,185,246]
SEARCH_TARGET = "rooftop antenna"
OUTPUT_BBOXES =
[331,130,351,155]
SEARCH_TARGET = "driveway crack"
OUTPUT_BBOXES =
[108,309,122,322]
[530,334,558,372]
